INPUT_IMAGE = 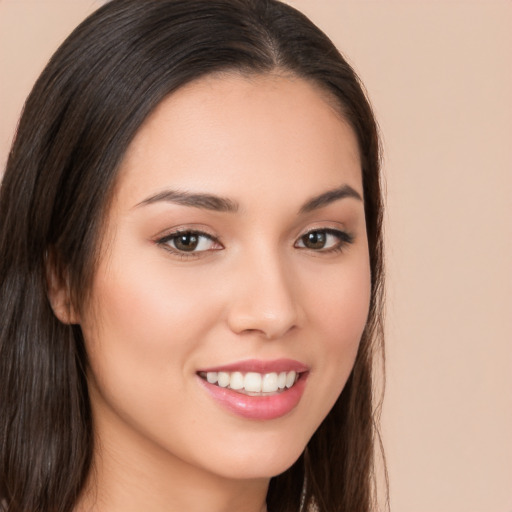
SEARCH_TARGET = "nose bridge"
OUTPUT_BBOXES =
[227,241,300,339]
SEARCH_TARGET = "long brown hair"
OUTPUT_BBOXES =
[0,1,385,510]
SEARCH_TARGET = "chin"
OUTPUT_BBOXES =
[200,434,308,481]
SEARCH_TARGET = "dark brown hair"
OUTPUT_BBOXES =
[0,1,385,510]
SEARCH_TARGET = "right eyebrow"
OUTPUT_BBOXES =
[134,189,239,213]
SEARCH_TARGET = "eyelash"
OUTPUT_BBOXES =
[156,228,354,259]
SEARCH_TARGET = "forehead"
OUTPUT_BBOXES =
[115,72,362,209]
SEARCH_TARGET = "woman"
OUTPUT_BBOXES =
[0,0,385,511]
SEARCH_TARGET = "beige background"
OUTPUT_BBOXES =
[1,1,511,511]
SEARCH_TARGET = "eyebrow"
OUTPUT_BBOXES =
[135,183,362,213]
[135,189,239,212]
[299,184,363,214]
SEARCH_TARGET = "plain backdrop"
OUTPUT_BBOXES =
[1,1,511,511]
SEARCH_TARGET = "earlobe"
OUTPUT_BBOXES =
[45,251,80,325]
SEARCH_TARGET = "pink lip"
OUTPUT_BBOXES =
[197,359,309,421]
[197,358,309,374]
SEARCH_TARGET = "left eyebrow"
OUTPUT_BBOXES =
[299,184,363,214]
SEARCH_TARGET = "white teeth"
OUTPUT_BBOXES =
[203,370,299,393]
[217,372,230,388]
[262,372,278,392]
[206,372,218,384]
[229,371,244,390]
[285,371,296,388]
[277,371,287,389]
[244,372,262,392]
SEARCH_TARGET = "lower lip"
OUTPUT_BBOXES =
[198,373,308,420]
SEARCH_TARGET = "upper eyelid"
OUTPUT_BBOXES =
[300,227,346,236]
[156,227,218,242]
[298,227,353,240]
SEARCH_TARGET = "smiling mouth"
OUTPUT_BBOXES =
[197,370,301,396]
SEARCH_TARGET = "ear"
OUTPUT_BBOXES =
[45,251,80,325]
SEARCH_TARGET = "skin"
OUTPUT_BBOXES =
[61,72,371,512]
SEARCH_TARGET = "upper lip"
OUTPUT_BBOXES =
[197,358,309,374]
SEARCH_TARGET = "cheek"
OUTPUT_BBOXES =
[312,253,371,345]
[303,252,371,399]
[80,250,222,407]
[87,251,217,348]
[79,251,229,455]
[329,269,370,347]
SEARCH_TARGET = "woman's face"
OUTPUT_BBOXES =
[80,73,371,481]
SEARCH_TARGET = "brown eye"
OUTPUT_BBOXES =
[302,231,327,250]
[295,229,354,253]
[158,230,220,254]
[173,233,200,252]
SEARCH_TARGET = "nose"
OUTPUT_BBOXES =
[226,249,301,340]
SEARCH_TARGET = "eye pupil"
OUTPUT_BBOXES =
[175,233,199,251]
[303,231,326,249]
